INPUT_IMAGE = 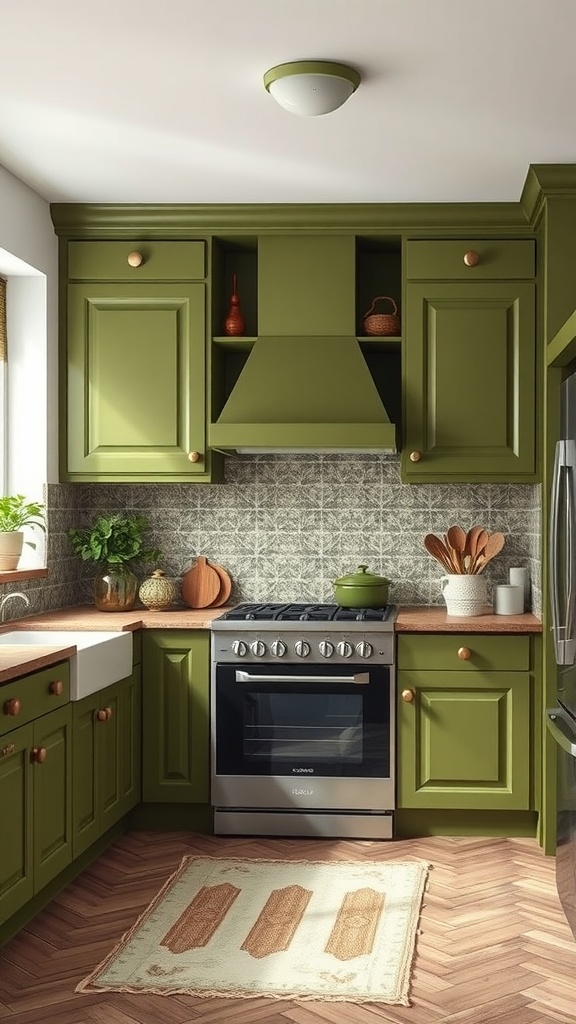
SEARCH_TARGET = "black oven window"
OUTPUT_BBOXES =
[243,692,363,764]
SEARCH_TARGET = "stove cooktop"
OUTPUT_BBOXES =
[214,602,396,624]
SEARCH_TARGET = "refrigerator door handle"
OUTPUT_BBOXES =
[549,439,576,666]
[546,706,576,757]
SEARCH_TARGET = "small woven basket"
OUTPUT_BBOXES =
[363,296,400,337]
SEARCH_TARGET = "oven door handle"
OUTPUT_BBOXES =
[235,670,370,685]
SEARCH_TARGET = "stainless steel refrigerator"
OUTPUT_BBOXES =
[547,368,576,940]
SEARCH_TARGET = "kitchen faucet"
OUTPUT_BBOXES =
[0,591,30,622]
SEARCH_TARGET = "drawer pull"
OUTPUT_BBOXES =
[127,251,144,268]
[463,250,480,267]
[49,680,63,696]
[31,746,47,764]
[188,451,200,463]
[401,688,415,702]
[1,743,15,758]
[4,697,21,716]
[409,451,421,463]
[457,646,472,660]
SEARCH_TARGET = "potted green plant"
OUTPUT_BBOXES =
[68,513,162,611]
[0,494,46,571]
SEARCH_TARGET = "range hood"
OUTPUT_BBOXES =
[209,336,397,454]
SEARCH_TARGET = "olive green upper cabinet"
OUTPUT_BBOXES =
[64,240,218,482]
[402,239,536,482]
[258,235,355,335]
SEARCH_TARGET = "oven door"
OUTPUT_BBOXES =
[212,661,394,810]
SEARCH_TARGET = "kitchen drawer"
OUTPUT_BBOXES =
[67,240,206,281]
[397,634,530,672]
[405,239,535,281]
[0,662,70,737]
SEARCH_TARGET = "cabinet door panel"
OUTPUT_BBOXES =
[403,281,535,480]
[0,724,33,923]
[72,696,99,858]
[32,705,72,892]
[99,687,123,834]
[142,632,209,803]
[66,283,206,478]
[398,671,531,810]
[118,669,141,816]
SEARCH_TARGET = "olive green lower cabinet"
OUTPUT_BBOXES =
[72,670,142,858]
[142,631,209,804]
[397,635,534,820]
[0,663,72,926]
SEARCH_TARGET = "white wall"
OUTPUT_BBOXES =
[0,164,58,488]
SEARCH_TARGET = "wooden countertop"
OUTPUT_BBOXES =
[395,605,541,633]
[1,605,233,633]
[0,603,542,686]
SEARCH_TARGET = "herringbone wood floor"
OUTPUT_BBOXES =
[1,831,575,1024]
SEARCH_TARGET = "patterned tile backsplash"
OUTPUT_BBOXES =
[0,456,542,619]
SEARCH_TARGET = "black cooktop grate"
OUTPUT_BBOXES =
[216,603,394,623]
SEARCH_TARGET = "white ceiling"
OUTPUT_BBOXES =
[3,0,576,206]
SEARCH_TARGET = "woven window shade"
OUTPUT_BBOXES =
[0,278,6,362]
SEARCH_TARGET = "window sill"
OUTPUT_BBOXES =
[0,568,47,583]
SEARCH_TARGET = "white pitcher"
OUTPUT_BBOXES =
[441,574,487,617]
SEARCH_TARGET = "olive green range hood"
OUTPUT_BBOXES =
[209,336,397,454]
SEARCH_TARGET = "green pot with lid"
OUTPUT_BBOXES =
[332,564,391,609]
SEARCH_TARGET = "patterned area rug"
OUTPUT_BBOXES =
[77,855,430,1005]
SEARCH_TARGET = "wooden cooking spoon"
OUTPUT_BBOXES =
[464,525,483,558]
[446,525,467,572]
[476,531,506,570]
[424,534,458,574]
[470,528,489,573]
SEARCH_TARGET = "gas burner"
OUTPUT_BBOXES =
[214,602,395,624]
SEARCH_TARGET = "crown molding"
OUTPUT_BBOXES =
[50,201,531,238]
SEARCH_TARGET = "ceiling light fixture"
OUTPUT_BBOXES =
[263,60,361,117]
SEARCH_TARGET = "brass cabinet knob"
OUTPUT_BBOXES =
[127,251,144,268]
[4,697,21,716]
[401,688,415,702]
[96,708,108,722]
[457,646,472,660]
[49,680,63,696]
[463,250,480,267]
[187,451,201,463]
[31,746,47,764]
[409,451,422,463]
[105,706,113,720]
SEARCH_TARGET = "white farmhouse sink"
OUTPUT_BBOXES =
[0,630,133,700]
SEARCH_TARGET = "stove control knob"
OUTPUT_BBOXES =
[355,641,373,659]
[271,640,287,658]
[318,640,334,658]
[232,640,247,657]
[250,640,267,658]
[294,640,311,658]
[337,640,353,658]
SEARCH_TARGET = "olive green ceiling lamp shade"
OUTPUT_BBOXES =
[263,60,361,116]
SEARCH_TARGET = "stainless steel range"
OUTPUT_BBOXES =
[210,603,397,839]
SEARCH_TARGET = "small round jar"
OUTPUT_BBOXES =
[138,569,177,611]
